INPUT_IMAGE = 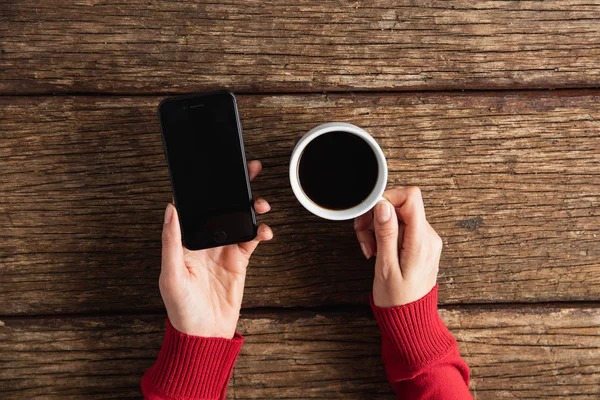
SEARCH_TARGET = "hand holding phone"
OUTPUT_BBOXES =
[160,160,273,338]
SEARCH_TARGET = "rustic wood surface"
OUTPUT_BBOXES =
[1,307,598,399]
[2,92,599,315]
[2,1,600,397]
[2,0,600,94]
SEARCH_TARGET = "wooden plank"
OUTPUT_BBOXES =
[1,1,600,94]
[2,92,600,314]
[0,307,598,399]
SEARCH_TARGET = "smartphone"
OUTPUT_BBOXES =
[158,91,257,250]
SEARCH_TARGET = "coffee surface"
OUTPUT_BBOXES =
[298,131,378,210]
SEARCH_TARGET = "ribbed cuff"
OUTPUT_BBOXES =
[370,284,457,380]
[142,319,243,400]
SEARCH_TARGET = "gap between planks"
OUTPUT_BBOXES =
[1,300,600,322]
[1,87,600,98]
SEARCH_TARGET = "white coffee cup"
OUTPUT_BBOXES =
[289,122,388,220]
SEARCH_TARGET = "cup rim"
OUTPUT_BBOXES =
[289,122,388,221]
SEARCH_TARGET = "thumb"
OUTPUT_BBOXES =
[161,203,185,277]
[373,200,400,279]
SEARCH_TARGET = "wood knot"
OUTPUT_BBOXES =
[456,217,483,231]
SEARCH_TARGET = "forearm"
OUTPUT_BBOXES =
[142,319,243,400]
[371,284,472,400]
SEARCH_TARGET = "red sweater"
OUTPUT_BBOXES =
[142,284,472,399]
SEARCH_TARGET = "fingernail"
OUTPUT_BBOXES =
[164,203,173,224]
[360,242,371,259]
[258,199,271,211]
[375,201,391,223]
[354,218,359,230]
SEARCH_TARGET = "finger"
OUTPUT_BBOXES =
[383,186,426,227]
[397,222,405,250]
[238,223,273,257]
[254,197,271,214]
[247,160,262,181]
[356,229,376,259]
[256,224,274,241]
[161,203,186,278]
[373,199,400,279]
[354,209,373,231]
[355,210,375,259]
[394,207,405,246]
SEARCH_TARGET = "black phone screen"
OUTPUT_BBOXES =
[159,92,256,249]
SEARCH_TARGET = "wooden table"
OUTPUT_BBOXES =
[2,1,599,398]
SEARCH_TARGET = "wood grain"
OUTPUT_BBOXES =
[1,0,600,94]
[2,92,600,315]
[0,307,598,399]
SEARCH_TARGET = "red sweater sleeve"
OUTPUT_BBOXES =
[370,284,472,399]
[142,319,243,400]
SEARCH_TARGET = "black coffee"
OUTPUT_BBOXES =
[298,131,379,210]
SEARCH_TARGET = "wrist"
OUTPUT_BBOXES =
[372,278,436,307]
[167,310,240,338]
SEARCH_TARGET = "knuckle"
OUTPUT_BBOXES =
[433,233,443,251]
[376,227,397,241]
[407,186,422,200]
[158,274,168,291]
[429,235,443,256]
[385,187,402,197]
